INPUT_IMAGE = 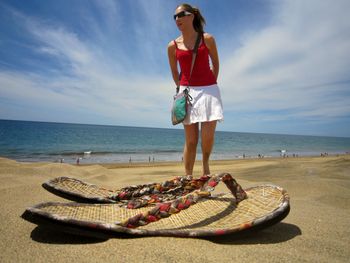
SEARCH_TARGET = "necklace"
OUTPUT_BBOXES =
[179,33,199,50]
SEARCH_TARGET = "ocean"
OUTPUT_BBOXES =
[1,119,349,164]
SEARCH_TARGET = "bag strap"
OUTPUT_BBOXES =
[188,32,202,84]
[176,32,202,94]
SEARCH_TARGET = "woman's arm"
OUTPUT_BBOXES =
[204,33,219,80]
[167,41,180,87]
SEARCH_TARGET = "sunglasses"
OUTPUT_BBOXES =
[173,11,192,20]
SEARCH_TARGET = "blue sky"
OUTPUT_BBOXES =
[0,0,349,137]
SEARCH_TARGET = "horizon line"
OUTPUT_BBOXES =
[1,118,349,139]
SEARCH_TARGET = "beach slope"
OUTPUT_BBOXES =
[0,156,349,262]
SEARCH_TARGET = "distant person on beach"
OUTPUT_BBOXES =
[168,3,223,176]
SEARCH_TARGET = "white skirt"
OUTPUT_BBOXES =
[179,84,224,125]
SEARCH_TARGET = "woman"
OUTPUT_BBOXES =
[168,3,224,176]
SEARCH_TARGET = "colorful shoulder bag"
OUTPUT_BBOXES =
[171,33,201,125]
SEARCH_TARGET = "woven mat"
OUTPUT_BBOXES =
[43,177,116,203]
[25,185,289,237]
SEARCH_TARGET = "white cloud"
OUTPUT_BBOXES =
[0,8,172,127]
[220,0,350,123]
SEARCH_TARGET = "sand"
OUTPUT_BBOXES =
[0,155,349,262]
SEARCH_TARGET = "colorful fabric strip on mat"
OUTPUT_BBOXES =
[117,173,247,228]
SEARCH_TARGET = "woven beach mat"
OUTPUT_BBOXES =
[23,174,290,238]
[42,176,118,203]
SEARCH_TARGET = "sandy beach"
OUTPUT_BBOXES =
[0,155,349,262]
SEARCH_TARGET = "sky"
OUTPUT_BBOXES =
[0,0,349,137]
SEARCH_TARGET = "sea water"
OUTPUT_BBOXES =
[1,119,349,164]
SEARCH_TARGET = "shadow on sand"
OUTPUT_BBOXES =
[30,222,301,245]
[30,226,109,244]
[205,222,302,244]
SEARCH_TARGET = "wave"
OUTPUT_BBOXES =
[39,149,181,157]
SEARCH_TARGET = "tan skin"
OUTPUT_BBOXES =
[168,6,220,175]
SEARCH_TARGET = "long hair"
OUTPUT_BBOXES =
[177,3,206,33]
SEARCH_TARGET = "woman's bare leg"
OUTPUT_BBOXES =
[201,121,217,175]
[183,123,199,175]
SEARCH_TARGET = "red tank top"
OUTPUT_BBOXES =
[175,36,217,86]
